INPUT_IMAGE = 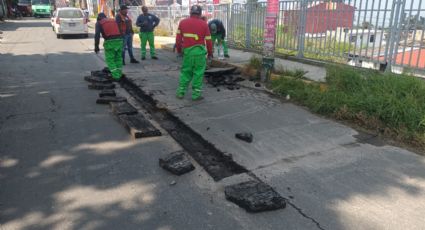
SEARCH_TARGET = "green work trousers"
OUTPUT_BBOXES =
[104,39,123,80]
[177,46,207,100]
[139,32,155,58]
[212,34,228,55]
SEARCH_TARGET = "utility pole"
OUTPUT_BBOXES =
[261,0,278,82]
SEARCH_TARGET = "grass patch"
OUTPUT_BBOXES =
[242,55,262,77]
[275,65,307,79]
[270,65,425,151]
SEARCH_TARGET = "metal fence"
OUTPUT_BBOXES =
[129,1,425,74]
[225,0,425,75]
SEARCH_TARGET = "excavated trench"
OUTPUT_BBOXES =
[120,78,248,181]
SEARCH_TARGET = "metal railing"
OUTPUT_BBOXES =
[128,1,425,74]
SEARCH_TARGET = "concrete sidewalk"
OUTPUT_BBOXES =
[121,44,425,229]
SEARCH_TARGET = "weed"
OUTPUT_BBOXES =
[270,65,425,151]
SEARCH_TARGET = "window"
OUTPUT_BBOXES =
[58,10,83,18]
[369,34,375,43]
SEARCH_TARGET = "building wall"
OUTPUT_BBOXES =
[305,3,354,34]
[283,2,354,35]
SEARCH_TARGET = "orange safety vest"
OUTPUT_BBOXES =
[99,19,121,38]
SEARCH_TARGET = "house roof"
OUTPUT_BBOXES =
[388,48,425,68]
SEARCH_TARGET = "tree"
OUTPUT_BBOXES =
[361,21,374,29]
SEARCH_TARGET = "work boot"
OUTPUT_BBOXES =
[130,59,139,64]
[141,57,146,60]
[152,56,158,60]
[122,60,126,65]
[224,54,230,58]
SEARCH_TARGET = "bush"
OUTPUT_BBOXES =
[270,65,425,150]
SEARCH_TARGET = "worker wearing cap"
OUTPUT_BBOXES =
[175,5,213,101]
[208,19,229,58]
[94,13,124,81]
[116,5,139,65]
[136,6,160,60]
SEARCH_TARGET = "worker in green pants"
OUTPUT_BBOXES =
[175,5,213,100]
[94,13,124,81]
[208,19,229,58]
[177,46,208,100]
[103,39,123,80]
[136,6,160,60]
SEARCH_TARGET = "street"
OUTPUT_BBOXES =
[0,19,316,230]
[2,18,425,230]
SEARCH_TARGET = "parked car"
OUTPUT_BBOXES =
[52,7,88,38]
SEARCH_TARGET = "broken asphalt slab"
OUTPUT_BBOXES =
[159,151,195,175]
[118,113,161,139]
[204,67,237,77]
[84,75,112,84]
[88,83,115,90]
[110,102,138,115]
[99,89,116,97]
[225,180,286,213]
[96,96,127,104]
[235,132,253,143]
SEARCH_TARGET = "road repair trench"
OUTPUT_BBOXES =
[120,78,248,181]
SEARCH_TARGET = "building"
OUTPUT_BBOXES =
[328,28,386,48]
[347,47,425,77]
[385,48,425,75]
[283,1,355,34]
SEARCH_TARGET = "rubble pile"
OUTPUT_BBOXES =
[204,67,245,90]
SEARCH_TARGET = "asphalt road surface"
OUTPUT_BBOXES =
[0,18,318,230]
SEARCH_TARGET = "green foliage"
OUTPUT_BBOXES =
[247,55,262,69]
[275,65,307,79]
[270,65,425,150]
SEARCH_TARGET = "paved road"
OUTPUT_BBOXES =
[0,19,319,230]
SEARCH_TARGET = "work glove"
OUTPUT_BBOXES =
[94,46,100,54]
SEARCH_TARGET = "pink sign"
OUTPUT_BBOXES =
[266,0,279,14]
[263,0,279,57]
[263,16,277,57]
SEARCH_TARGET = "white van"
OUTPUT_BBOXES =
[52,7,88,38]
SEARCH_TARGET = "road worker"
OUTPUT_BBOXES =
[175,5,213,101]
[94,13,125,81]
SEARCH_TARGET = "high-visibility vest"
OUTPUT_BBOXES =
[99,19,121,39]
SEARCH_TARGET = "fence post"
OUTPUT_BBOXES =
[227,3,231,44]
[386,0,405,73]
[245,2,252,49]
[297,0,307,58]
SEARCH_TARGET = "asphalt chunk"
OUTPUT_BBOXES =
[110,102,138,115]
[225,180,286,213]
[159,151,195,175]
[96,96,127,104]
[118,114,162,139]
